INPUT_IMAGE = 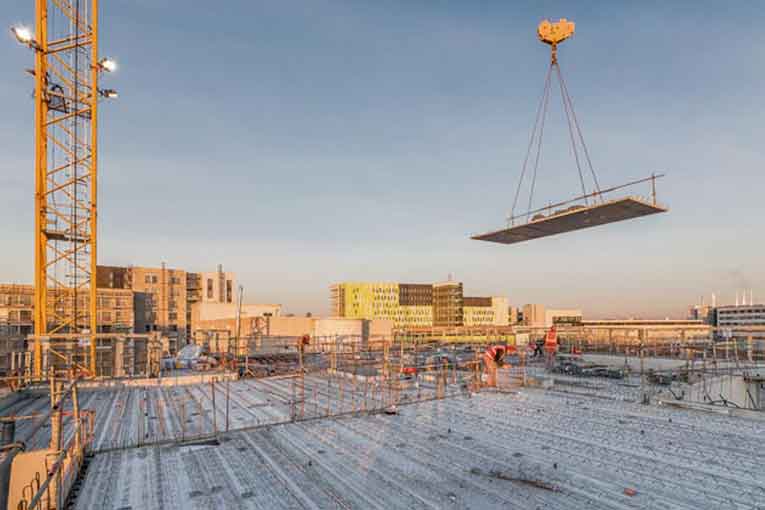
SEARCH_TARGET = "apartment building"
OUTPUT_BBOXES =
[433,281,464,327]
[130,266,187,338]
[97,265,187,341]
[0,283,134,373]
[331,283,429,327]
[0,283,135,335]
[0,285,34,340]
[463,296,509,327]
[186,272,202,339]
[2,264,241,367]
[331,281,508,328]
[199,266,236,305]
[97,264,244,345]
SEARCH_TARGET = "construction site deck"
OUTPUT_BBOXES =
[3,372,763,510]
[2,335,764,510]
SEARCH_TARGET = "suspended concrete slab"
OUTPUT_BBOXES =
[472,196,668,245]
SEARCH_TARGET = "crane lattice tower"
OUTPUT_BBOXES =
[30,0,104,376]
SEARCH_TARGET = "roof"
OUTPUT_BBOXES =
[472,197,667,245]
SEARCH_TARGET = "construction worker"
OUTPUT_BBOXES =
[544,326,558,369]
[533,338,545,358]
[483,344,508,387]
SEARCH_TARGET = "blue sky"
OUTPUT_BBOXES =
[2,1,763,317]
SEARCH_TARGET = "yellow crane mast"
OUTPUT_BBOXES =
[12,0,117,377]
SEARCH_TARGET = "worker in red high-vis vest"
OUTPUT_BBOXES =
[483,344,515,387]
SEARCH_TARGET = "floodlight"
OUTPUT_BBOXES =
[99,57,117,72]
[11,25,34,45]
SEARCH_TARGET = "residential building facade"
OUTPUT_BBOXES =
[464,296,509,327]
[331,281,508,328]
[0,283,134,335]
[331,282,432,327]
[433,281,464,327]
[199,266,236,305]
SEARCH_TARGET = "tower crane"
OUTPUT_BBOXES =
[11,0,118,377]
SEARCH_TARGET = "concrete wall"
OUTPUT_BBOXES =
[368,318,394,339]
[266,317,314,337]
[523,304,545,327]
[313,318,362,338]
[546,308,582,327]
[193,315,394,351]
[192,302,281,323]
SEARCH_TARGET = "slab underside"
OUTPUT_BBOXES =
[472,197,667,245]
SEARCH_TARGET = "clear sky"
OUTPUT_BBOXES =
[2,1,763,318]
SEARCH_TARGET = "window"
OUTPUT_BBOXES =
[207,279,213,299]
[226,280,233,303]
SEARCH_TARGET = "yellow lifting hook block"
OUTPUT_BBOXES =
[537,18,575,64]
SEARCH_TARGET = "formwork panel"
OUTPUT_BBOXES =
[472,197,667,245]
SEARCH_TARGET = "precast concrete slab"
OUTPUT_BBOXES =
[472,197,667,245]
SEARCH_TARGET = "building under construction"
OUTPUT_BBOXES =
[2,5,764,510]
[1,328,765,509]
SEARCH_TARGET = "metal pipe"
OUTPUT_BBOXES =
[211,379,217,434]
[225,378,230,432]
[508,173,666,223]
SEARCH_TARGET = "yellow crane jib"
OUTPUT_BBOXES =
[537,18,575,64]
